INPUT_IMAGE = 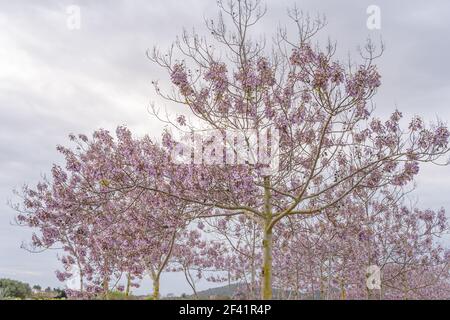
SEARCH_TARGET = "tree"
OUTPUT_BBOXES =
[145,0,450,299]
[0,279,32,299]
[32,285,42,291]
[13,0,450,300]
[14,127,198,299]
[268,185,450,299]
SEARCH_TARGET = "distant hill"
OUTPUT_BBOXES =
[182,283,323,300]
[195,283,245,298]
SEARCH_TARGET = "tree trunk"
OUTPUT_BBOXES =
[148,230,177,300]
[125,273,131,297]
[152,276,160,300]
[183,265,198,298]
[79,270,84,293]
[261,176,273,300]
[261,225,273,300]
[320,268,325,300]
[340,279,346,300]
[103,277,109,300]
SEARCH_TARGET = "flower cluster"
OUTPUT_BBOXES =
[171,63,194,96]
[346,65,381,98]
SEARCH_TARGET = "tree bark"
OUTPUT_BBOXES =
[340,279,346,300]
[125,273,131,297]
[103,277,109,300]
[261,176,273,300]
[79,269,84,293]
[152,276,160,300]
[261,224,273,299]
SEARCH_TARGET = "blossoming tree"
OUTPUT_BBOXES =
[14,0,450,300]
[146,0,450,299]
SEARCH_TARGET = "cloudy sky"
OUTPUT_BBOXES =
[1,0,450,296]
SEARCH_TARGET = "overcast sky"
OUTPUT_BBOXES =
[1,0,450,296]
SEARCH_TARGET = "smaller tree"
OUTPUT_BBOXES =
[32,285,41,291]
[0,279,32,299]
